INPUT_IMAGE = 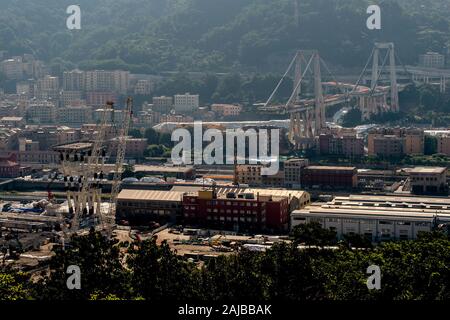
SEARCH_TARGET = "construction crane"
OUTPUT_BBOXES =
[103,97,133,231]
[70,101,113,232]
[55,98,133,243]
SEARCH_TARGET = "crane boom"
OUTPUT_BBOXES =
[105,97,133,228]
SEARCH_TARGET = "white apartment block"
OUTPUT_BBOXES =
[85,70,130,94]
[36,75,59,91]
[419,52,445,69]
[174,93,199,113]
[63,69,130,94]
[60,91,84,107]
[134,79,153,95]
[26,101,57,124]
[152,96,173,112]
[63,70,85,91]
[93,108,125,124]
[291,194,450,241]
[1,58,23,80]
[58,106,93,126]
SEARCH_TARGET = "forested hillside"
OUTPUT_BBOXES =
[0,0,449,73]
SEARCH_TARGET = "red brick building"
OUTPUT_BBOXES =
[182,190,289,233]
[301,166,357,190]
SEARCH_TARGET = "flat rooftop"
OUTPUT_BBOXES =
[336,194,450,205]
[117,189,184,202]
[408,167,447,174]
[53,142,93,151]
[293,206,450,221]
[0,116,23,121]
[134,165,193,173]
[304,166,356,171]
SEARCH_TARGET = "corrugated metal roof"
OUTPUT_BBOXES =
[117,189,184,202]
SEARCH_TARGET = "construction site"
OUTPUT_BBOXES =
[0,98,134,269]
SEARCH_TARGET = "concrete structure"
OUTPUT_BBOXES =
[19,138,39,152]
[36,75,59,92]
[235,165,263,186]
[368,128,424,157]
[58,105,93,126]
[152,96,173,112]
[318,134,364,158]
[211,104,243,117]
[291,194,450,241]
[133,165,195,180]
[86,92,117,108]
[0,154,21,178]
[301,166,357,189]
[408,167,448,195]
[134,79,153,95]
[0,116,25,128]
[369,134,405,158]
[60,91,84,107]
[284,158,309,187]
[63,69,85,91]
[436,135,450,156]
[419,52,445,69]
[116,189,184,225]
[84,70,130,94]
[26,101,57,124]
[174,93,199,113]
[93,108,125,124]
[109,137,147,159]
[1,57,23,80]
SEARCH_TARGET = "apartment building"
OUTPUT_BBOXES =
[318,134,364,158]
[26,101,57,124]
[1,57,23,80]
[60,91,84,107]
[134,79,153,95]
[419,52,445,69]
[109,137,147,158]
[284,158,309,187]
[174,93,199,113]
[368,128,424,157]
[152,96,173,112]
[86,92,117,108]
[63,69,85,91]
[85,70,130,94]
[211,104,243,117]
[235,164,263,185]
[58,105,93,126]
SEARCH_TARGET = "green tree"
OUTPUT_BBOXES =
[129,128,143,139]
[291,222,337,247]
[0,270,32,300]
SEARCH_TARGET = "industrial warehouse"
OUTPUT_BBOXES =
[292,194,450,241]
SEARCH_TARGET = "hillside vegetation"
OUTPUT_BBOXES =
[0,0,449,73]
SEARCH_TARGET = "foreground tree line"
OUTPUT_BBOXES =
[1,224,449,301]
